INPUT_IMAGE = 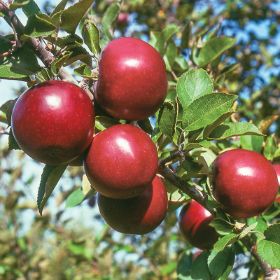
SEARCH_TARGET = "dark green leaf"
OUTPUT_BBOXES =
[66,188,85,208]
[193,37,236,67]
[182,93,237,131]
[158,101,177,138]
[191,251,211,280]
[264,224,280,245]
[102,3,120,39]
[61,0,94,33]
[37,165,67,215]
[9,0,30,10]
[257,240,280,269]
[177,68,213,109]
[21,0,40,17]
[210,218,234,235]
[51,0,69,16]
[82,20,101,54]
[208,122,263,140]
[208,247,235,279]
[177,251,193,280]
[0,99,17,126]
[24,13,56,37]
[9,130,20,150]
[0,44,40,80]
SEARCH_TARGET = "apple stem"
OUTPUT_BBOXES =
[0,1,77,84]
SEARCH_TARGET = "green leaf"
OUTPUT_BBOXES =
[9,130,20,150]
[37,165,67,215]
[212,233,238,253]
[82,20,101,54]
[24,13,56,38]
[21,0,40,17]
[0,99,17,126]
[208,247,235,279]
[208,122,263,140]
[0,44,41,80]
[177,251,193,280]
[74,64,92,78]
[95,116,119,131]
[193,37,236,67]
[210,218,234,235]
[51,0,69,16]
[155,24,179,54]
[61,0,94,33]
[240,135,264,153]
[66,188,85,208]
[159,262,177,276]
[257,240,280,269]
[239,222,258,239]
[264,224,280,244]
[177,68,213,109]
[263,135,277,161]
[101,3,120,39]
[164,41,177,71]
[10,0,30,10]
[182,93,237,131]
[158,101,177,138]
[191,251,211,280]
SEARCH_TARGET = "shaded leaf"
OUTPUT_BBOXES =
[37,165,67,215]
[61,0,94,33]
[102,3,120,39]
[193,37,236,67]
[240,135,264,153]
[158,101,177,138]
[66,188,84,208]
[264,224,280,245]
[82,20,101,54]
[208,122,263,140]
[191,251,211,280]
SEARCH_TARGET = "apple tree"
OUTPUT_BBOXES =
[0,0,280,279]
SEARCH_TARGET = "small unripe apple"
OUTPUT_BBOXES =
[212,149,279,218]
[179,200,218,250]
[84,124,158,199]
[97,175,168,234]
[94,37,168,120]
[11,80,94,165]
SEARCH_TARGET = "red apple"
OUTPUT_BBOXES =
[272,164,280,203]
[212,149,279,218]
[117,12,129,25]
[97,175,168,234]
[179,200,218,250]
[11,80,94,165]
[84,124,158,198]
[94,37,168,120]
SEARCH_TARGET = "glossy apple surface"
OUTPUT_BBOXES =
[84,124,158,198]
[179,200,218,250]
[272,164,280,203]
[11,80,94,165]
[94,37,168,120]
[97,175,168,234]
[212,149,279,218]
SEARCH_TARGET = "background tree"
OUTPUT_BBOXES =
[0,0,280,279]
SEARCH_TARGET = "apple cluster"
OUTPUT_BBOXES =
[11,37,168,235]
[10,37,280,245]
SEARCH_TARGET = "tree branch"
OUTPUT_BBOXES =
[0,1,76,83]
[158,164,210,211]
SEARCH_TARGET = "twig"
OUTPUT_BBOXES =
[79,78,94,101]
[0,1,76,84]
[159,150,185,166]
[158,165,210,211]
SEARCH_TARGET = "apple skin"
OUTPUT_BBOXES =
[84,124,158,199]
[212,149,279,218]
[94,37,168,120]
[179,200,218,250]
[11,80,94,165]
[117,12,129,25]
[272,164,280,203]
[97,175,168,234]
